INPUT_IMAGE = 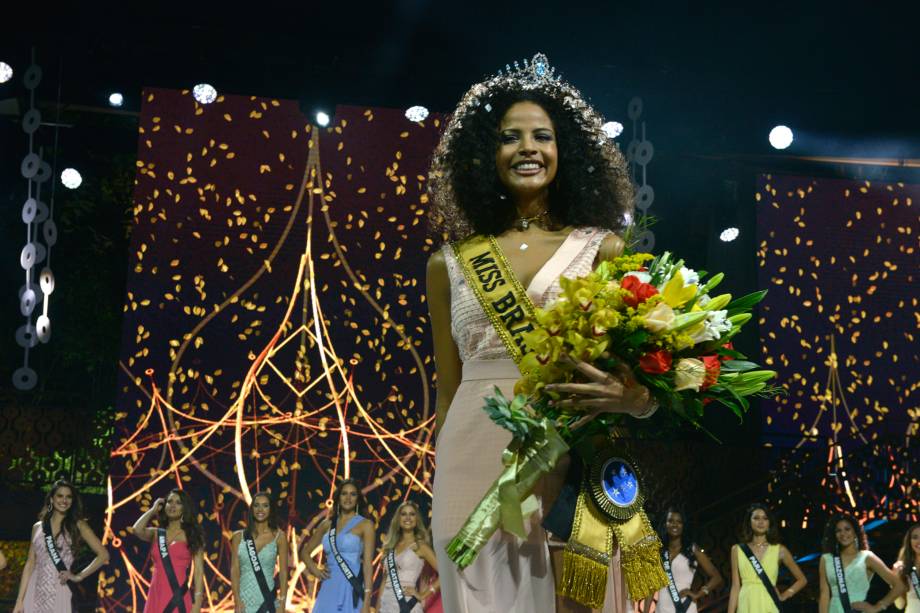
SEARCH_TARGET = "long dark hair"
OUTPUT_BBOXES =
[897,523,920,579]
[330,479,368,519]
[38,479,84,552]
[821,513,868,554]
[739,503,781,545]
[246,491,279,538]
[657,506,697,570]
[157,488,205,554]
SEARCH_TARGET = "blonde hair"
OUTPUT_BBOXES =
[382,501,430,552]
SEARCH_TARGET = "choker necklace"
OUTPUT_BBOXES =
[514,210,548,231]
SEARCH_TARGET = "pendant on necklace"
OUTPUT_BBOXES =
[520,219,529,230]
[519,243,528,251]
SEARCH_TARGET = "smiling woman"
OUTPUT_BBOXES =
[13,479,110,613]
[426,53,656,613]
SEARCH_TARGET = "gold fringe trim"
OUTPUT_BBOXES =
[619,534,669,600]
[559,547,608,609]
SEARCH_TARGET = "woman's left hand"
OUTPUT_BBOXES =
[545,357,651,417]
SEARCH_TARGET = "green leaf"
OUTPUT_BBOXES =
[726,290,767,312]
[720,360,761,372]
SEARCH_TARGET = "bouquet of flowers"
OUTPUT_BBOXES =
[447,250,779,569]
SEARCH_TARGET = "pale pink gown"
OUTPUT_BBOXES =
[379,547,426,613]
[23,522,75,613]
[432,228,627,613]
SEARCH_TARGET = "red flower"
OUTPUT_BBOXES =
[621,275,659,307]
[719,342,735,361]
[639,350,672,374]
[701,355,721,389]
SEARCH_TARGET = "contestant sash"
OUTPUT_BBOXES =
[243,531,276,613]
[41,519,68,573]
[386,549,419,613]
[328,524,363,608]
[832,554,853,612]
[452,235,537,363]
[662,549,693,613]
[739,544,782,612]
[157,528,189,613]
[911,567,920,599]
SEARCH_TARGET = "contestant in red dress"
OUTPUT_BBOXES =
[132,489,205,613]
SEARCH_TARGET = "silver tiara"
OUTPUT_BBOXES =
[495,53,560,88]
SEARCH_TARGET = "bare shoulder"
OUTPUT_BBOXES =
[231,529,243,542]
[597,233,625,262]
[317,518,332,533]
[358,518,375,533]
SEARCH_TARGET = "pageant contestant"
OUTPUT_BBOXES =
[427,52,657,612]
[231,492,288,612]
[894,523,920,613]
[727,503,806,613]
[13,479,109,613]
[300,479,374,613]
[377,501,439,613]
[818,514,901,613]
[644,507,722,613]
[132,489,205,613]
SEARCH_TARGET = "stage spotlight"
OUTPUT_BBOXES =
[405,105,429,122]
[601,121,624,139]
[769,125,793,150]
[315,111,330,127]
[0,62,12,84]
[61,168,82,189]
[108,92,124,107]
[193,83,218,104]
[719,227,739,242]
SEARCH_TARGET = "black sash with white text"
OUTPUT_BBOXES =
[42,519,69,573]
[661,549,693,613]
[157,528,188,613]
[739,544,782,612]
[328,525,363,608]
[832,554,853,612]
[910,567,920,600]
[244,531,276,613]
[386,549,419,613]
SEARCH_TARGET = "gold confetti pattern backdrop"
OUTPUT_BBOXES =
[755,173,918,445]
[103,88,443,610]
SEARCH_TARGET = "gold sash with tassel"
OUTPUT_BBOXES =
[452,234,666,602]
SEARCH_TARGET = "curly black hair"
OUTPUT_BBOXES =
[429,85,634,241]
[739,503,781,545]
[821,513,868,553]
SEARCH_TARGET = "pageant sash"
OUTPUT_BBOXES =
[42,519,68,573]
[243,531,276,613]
[832,554,853,612]
[328,524,364,608]
[662,549,693,613]
[157,528,189,613]
[386,549,419,613]
[911,567,920,599]
[739,544,782,612]
[452,235,537,363]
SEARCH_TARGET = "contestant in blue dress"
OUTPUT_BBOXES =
[301,479,375,613]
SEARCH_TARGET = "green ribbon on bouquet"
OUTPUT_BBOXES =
[446,418,569,569]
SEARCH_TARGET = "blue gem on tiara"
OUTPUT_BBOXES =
[534,61,547,77]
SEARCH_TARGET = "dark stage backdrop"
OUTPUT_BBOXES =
[756,173,919,525]
[103,89,442,610]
